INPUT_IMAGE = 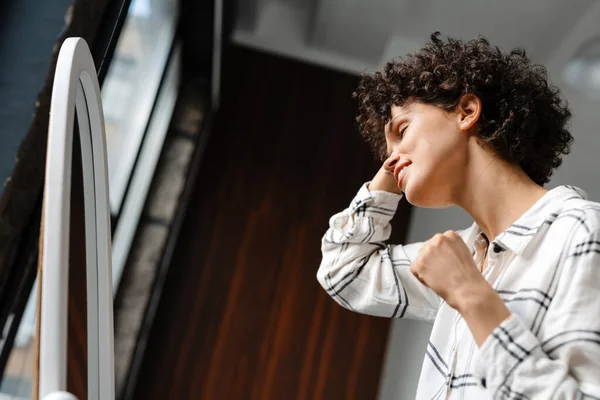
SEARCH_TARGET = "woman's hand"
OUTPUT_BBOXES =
[368,164,403,194]
[411,230,511,346]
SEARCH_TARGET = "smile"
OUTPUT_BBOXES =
[393,161,412,185]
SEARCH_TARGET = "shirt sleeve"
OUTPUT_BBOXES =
[317,182,441,322]
[473,229,600,399]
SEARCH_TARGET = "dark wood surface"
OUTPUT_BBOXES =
[132,46,413,400]
[67,130,88,400]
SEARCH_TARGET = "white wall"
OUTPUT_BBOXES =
[377,319,434,400]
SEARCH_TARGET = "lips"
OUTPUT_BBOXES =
[394,161,412,188]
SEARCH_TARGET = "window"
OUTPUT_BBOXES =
[102,0,178,214]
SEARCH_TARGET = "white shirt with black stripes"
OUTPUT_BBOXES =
[318,183,600,399]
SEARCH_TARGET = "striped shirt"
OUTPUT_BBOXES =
[318,183,600,399]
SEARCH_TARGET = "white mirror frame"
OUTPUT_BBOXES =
[39,37,114,400]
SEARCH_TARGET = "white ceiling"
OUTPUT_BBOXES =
[233,0,598,72]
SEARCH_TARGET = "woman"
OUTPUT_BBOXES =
[318,33,600,399]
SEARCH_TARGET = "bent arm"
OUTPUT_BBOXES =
[317,182,440,321]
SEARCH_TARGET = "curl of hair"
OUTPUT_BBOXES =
[353,32,573,185]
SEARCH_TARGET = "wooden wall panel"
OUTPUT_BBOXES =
[67,128,88,400]
[132,46,413,400]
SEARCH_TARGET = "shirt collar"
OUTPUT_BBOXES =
[470,185,588,256]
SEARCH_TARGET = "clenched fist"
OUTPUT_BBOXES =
[411,230,488,311]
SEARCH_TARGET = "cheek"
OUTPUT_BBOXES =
[418,126,465,171]
[412,141,446,180]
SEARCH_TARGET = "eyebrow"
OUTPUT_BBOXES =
[386,113,404,130]
[385,113,407,137]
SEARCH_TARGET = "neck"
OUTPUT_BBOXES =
[454,144,548,241]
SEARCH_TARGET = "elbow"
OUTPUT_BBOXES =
[316,253,373,314]
[316,259,332,293]
[315,267,356,313]
[316,258,352,311]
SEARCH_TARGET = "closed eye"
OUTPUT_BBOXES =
[398,124,408,139]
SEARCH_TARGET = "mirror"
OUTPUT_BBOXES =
[35,38,114,400]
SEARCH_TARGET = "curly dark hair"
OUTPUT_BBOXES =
[353,32,573,185]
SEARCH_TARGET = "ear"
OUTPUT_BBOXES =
[456,94,482,132]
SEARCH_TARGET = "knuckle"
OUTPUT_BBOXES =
[431,234,443,244]
[420,245,433,257]
[411,259,425,273]
[410,261,421,273]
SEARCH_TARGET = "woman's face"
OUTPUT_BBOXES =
[383,99,478,208]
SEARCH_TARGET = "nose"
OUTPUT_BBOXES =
[383,153,401,174]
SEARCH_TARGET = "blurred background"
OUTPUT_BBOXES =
[0,0,599,399]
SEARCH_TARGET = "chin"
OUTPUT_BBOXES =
[404,183,453,209]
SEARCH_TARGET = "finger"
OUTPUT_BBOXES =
[432,233,444,244]
[410,260,422,277]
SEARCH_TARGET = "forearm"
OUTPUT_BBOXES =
[318,181,399,315]
[457,284,511,347]
[470,313,600,399]
[318,180,401,293]
[458,271,600,399]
